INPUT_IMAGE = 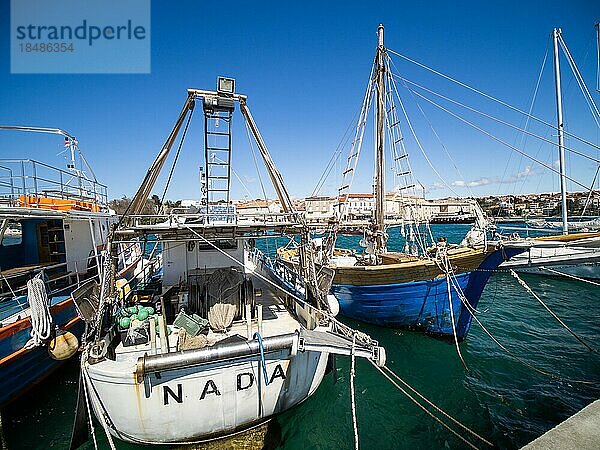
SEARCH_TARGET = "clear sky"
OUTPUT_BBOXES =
[1,0,598,202]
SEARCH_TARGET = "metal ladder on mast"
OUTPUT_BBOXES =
[203,105,233,222]
[384,60,416,195]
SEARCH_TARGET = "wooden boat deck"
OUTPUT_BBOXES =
[333,246,495,285]
[534,232,600,242]
[114,276,300,360]
[0,263,53,278]
[280,244,496,286]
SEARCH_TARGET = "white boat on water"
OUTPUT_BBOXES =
[499,28,600,280]
[72,79,385,447]
[500,232,600,279]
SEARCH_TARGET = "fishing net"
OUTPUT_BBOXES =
[206,268,242,331]
[177,327,209,350]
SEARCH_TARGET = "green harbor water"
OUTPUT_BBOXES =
[3,224,599,449]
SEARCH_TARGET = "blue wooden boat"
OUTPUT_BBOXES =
[329,245,522,339]
[0,294,84,405]
[282,25,526,340]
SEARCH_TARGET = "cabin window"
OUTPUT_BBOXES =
[1,220,22,246]
[197,239,238,251]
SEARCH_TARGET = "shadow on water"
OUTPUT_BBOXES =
[2,225,599,449]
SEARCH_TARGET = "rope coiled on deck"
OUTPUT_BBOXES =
[24,272,52,349]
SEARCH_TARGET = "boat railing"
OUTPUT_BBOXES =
[248,246,305,295]
[122,211,300,229]
[0,253,98,301]
[115,255,161,300]
[0,159,108,210]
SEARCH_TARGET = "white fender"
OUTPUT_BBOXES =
[326,294,340,317]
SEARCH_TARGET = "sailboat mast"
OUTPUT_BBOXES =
[375,24,386,237]
[552,28,568,235]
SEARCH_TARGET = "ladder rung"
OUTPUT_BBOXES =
[208,176,230,180]
[391,120,401,127]
[398,184,416,190]
[206,113,231,120]
[395,154,408,160]
[339,184,349,191]
[207,189,229,192]
[396,171,411,176]
[208,162,229,166]
[394,138,404,145]
[206,147,231,151]
[206,131,230,136]
[386,106,396,113]
[343,168,354,175]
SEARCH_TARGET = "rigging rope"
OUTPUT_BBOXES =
[83,367,117,450]
[254,332,270,386]
[81,353,99,450]
[392,74,600,165]
[159,106,194,212]
[401,84,592,191]
[387,48,600,152]
[509,269,595,351]
[24,272,52,349]
[388,56,476,199]
[245,120,269,203]
[390,75,460,197]
[312,102,362,197]
[439,251,468,369]
[513,38,550,197]
[558,33,600,127]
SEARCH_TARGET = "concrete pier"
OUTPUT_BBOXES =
[523,399,600,449]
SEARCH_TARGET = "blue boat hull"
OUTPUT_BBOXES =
[333,247,521,339]
[0,296,83,406]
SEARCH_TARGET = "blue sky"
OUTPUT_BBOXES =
[0,0,598,201]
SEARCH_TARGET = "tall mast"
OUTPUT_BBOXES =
[552,28,568,235]
[596,22,600,94]
[374,24,386,245]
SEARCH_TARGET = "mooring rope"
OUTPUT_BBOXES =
[540,266,600,287]
[83,367,117,450]
[381,366,493,446]
[509,270,595,352]
[369,361,482,450]
[439,251,468,369]
[350,334,359,450]
[447,271,598,384]
[81,352,98,450]
[254,332,270,386]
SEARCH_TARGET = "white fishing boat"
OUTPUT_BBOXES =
[500,28,600,279]
[72,79,385,447]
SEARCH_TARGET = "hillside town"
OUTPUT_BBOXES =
[477,191,600,217]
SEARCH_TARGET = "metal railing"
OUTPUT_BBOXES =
[0,159,108,210]
[122,211,300,229]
